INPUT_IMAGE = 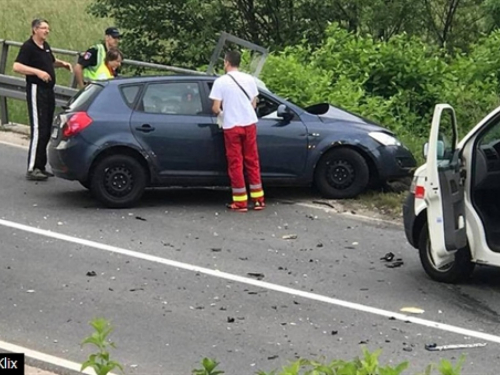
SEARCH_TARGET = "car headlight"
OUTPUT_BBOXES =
[369,132,402,146]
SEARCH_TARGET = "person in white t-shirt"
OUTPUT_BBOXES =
[209,51,265,212]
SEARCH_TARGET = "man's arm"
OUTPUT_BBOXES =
[73,63,85,88]
[212,100,222,115]
[13,62,51,82]
[54,59,73,72]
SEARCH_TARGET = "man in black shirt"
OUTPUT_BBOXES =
[74,27,122,88]
[13,18,73,181]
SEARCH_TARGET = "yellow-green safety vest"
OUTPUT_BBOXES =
[94,63,114,80]
[83,43,106,81]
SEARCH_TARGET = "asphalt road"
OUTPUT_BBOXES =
[2,138,500,375]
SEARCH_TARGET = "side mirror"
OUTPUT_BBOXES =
[423,141,445,160]
[277,104,293,121]
[423,143,429,158]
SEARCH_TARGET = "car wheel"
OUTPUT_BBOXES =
[418,227,475,283]
[90,155,146,208]
[314,148,369,199]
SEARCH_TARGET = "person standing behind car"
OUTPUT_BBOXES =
[13,18,73,181]
[209,50,265,212]
[73,27,121,88]
[94,48,123,80]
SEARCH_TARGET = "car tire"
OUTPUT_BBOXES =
[418,226,475,283]
[314,148,369,199]
[90,155,147,208]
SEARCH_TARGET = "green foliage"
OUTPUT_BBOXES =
[192,358,225,375]
[81,318,124,375]
[253,347,466,375]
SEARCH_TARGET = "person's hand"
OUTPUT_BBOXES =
[62,61,73,72]
[37,70,52,83]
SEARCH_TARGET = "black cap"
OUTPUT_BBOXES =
[105,27,121,38]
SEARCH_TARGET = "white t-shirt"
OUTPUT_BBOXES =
[209,71,259,129]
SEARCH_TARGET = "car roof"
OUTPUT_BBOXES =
[105,74,270,91]
[107,74,217,85]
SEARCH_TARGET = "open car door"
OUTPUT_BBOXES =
[425,104,467,268]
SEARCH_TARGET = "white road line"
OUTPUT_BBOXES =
[0,339,115,375]
[0,140,26,149]
[1,217,499,345]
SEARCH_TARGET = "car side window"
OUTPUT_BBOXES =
[436,110,456,164]
[257,94,280,118]
[120,85,142,108]
[141,82,203,115]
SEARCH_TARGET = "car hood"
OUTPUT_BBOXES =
[304,103,391,134]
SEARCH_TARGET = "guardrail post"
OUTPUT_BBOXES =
[0,40,10,125]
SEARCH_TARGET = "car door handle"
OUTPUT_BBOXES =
[136,124,155,133]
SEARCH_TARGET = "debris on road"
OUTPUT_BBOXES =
[135,216,147,221]
[400,307,425,314]
[386,261,404,268]
[247,272,265,280]
[227,317,235,323]
[425,343,487,351]
[380,252,395,262]
[86,271,97,277]
[282,234,298,240]
[211,248,222,252]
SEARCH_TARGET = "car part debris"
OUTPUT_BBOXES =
[400,307,425,314]
[380,252,395,261]
[425,343,487,351]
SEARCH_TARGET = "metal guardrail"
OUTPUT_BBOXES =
[0,39,209,125]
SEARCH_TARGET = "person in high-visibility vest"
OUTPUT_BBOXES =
[95,48,123,80]
[73,27,121,88]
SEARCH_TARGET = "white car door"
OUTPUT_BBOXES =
[425,104,467,268]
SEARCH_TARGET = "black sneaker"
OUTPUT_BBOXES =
[26,169,48,181]
[41,170,54,177]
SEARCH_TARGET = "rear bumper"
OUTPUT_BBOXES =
[403,192,418,248]
[48,137,96,181]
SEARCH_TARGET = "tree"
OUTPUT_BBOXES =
[88,0,341,68]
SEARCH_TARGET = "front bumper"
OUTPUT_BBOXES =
[375,145,417,180]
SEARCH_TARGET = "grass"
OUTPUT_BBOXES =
[0,0,112,123]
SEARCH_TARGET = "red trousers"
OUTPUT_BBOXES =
[223,124,264,207]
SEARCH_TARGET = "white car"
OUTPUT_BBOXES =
[403,104,500,283]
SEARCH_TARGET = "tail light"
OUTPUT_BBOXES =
[415,185,425,199]
[62,112,93,138]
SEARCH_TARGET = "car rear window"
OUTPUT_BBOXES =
[66,83,104,111]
